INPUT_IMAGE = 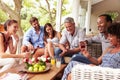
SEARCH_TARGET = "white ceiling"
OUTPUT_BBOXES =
[92,0,103,5]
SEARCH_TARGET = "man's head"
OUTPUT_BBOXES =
[29,17,40,29]
[64,17,75,35]
[97,14,112,33]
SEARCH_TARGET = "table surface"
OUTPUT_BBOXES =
[0,63,67,80]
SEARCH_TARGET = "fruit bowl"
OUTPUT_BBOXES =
[25,63,51,73]
[23,57,51,73]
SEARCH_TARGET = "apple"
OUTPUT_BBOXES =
[34,67,38,72]
[41,65,46,70]
[34,63,40,68]
[28,66,33,72]
[39,66,44,71]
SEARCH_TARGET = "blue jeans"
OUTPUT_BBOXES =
[54,47,65,64]
[54,47,79,64]
[71,53,92,64]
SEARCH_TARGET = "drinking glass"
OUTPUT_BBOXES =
[51,58,56,66]
[56,57,61,68]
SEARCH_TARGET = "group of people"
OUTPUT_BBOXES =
[62,14,120,80]
[0,14,120,80]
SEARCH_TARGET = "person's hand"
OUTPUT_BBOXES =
[81,50,91,59]
[22,52,31,59]
[27,43,34,51]
[59,49,68,57]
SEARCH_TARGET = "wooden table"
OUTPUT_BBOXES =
[0,63,67,80]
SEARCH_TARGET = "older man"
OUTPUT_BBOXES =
[55,17,85,63]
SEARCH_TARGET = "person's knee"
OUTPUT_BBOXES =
[54,48,62,55]
[48,42,53,47]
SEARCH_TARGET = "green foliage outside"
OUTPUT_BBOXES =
[0,9,8,24]
[0,0,71,33]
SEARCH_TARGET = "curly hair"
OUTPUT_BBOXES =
[107,22,120,39]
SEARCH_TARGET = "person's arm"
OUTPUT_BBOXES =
[8,34,19,54]
[59,43,67,52]
[81,47,110,65]
[59,30,67,51]
[67,47,80,54]
[86,33,101,44]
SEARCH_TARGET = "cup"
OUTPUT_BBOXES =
[56,57,61,68]
[51,58,56,66]
[79,41,87,50]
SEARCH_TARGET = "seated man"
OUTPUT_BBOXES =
[62,22,120,80]
[55,17,85,63]
[21,17,44,60]
[71,14,112,63]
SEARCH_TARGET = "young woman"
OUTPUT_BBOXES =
[0,19,30,73]
[44,23,61,58]
[62,22,120,80]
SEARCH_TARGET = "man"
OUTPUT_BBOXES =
[55,17,85,63]
[21,17,44,59]
[61,14,113,80]
[71,14,112,63]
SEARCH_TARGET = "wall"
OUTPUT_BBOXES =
[90,0,120,34]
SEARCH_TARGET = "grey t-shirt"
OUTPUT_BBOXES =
[86,33,111,52]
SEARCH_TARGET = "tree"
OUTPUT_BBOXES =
[0,0,23,37]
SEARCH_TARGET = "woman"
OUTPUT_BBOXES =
[0,19,30,73]
[62,22,120,80]
[44,23,61,58]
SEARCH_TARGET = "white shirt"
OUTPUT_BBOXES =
[60,27,85,49]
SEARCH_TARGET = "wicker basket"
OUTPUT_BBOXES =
[71,64,120,80]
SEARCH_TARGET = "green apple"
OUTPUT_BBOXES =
[41,65,46,70]
[39,66,44,71]
[28,66,33,72]
[34,67,38,72]
[34,63,40,68]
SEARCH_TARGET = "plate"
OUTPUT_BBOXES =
[21,63,51,74]
[26,66,50,73]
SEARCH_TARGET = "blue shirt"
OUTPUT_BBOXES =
[22,26,44,48]
[100,52,120,68]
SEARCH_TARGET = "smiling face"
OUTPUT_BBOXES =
[97,16,111,33]
[5,20,18,35]
[108,34,117,46]
[45,26,53,35]
[31,20,40,30]
[64,22,75,35]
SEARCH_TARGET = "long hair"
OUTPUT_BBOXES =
[44,23,56,41]
[4,19,18,31]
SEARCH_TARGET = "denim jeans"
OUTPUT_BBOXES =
[54,47,65,64]
[54,47,79,64]
[71,53,92,64]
